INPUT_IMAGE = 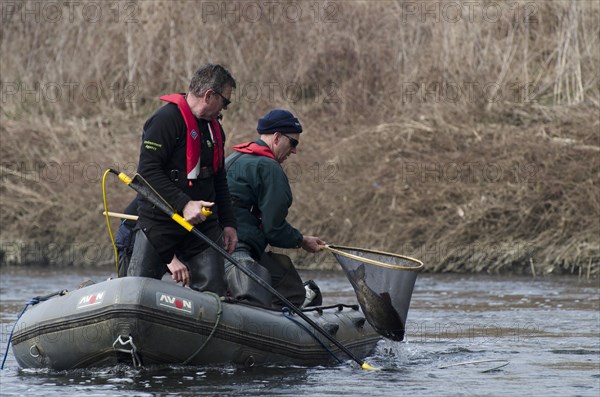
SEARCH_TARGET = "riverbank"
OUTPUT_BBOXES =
[1,103,598,277]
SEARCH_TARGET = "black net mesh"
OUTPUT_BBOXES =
[327,245,423,341]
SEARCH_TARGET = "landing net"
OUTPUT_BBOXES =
[326,245,423,341]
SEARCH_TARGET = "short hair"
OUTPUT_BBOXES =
[188,64,236,97]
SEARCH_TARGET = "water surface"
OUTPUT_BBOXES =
[1,267,598,396]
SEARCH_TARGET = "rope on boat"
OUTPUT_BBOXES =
[182,292,223,365]
[281,307,343,364]
[1,290,67,370]
[112,335,142,368]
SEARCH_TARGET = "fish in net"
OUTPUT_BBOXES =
[324,245,423,341]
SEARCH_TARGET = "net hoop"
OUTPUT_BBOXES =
[325,244,424,272]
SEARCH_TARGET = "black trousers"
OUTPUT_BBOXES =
[127,220,225,294]
[259,251,306,308]
[225,244,305,308]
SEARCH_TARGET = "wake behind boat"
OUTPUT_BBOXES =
[10,276,381,370]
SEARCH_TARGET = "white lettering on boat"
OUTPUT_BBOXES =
[157,293,193,314]
[76,291,105,309]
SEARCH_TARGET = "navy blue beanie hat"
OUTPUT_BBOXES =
[257,110,303,134]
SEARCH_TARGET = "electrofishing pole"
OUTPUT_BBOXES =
[109,169,379,370]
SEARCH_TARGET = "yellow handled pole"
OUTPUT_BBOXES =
[113,171,212,232]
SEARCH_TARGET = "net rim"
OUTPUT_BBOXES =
[326,244,424,272]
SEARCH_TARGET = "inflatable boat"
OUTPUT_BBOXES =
[10,277,381,370]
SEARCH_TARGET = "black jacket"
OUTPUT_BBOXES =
[135,103,236,229]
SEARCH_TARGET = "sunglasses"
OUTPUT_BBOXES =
[212,90,231,108]
[281,134,299,148]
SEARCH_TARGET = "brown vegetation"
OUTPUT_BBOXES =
[1,1,598,277]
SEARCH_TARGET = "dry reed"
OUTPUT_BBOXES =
[0,0,598,276]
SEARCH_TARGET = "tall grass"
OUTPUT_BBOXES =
[1,0,598,275]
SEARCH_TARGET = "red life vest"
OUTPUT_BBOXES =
[159,93,224,181]
[231,141,277,162]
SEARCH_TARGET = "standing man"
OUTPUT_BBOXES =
[225,110,325,307]
[127,64,238,294]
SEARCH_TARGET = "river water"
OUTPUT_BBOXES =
[0,267,598,396]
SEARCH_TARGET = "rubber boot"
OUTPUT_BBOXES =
[115,222,135,278]
[225,259,272,307]
[127,229,166,279]
[186,248,226,295]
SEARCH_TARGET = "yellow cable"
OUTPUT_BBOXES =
[102,169,120,275]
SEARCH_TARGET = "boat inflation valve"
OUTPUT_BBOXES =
[112,335,142,368]
[244,355,256,368]
[29,344,40,358]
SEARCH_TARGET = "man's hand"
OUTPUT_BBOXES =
[167,256,190,287]
[301,236,326,253]
[183,200,214,225]
[223,226,238,253]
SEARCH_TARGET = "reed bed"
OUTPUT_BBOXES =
[1,0,598,276]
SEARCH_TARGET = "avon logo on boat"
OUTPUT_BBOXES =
[157,293,193,314]
[76,291,105,309]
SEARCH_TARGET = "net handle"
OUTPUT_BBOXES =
[321,244,424,272]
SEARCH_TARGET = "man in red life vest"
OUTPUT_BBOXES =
[225,110,325,307]
[127,64,238,294]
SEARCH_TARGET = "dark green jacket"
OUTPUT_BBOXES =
[226,139,303,258]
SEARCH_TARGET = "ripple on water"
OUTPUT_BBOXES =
[1,270,598,397]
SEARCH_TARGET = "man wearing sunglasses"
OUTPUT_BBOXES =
[125,64,238,294]
[225,110,326,308]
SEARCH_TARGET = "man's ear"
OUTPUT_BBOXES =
[202,90,212,103]
[273,132,281,144]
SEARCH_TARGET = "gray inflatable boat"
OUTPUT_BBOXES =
[11,277,381,370]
